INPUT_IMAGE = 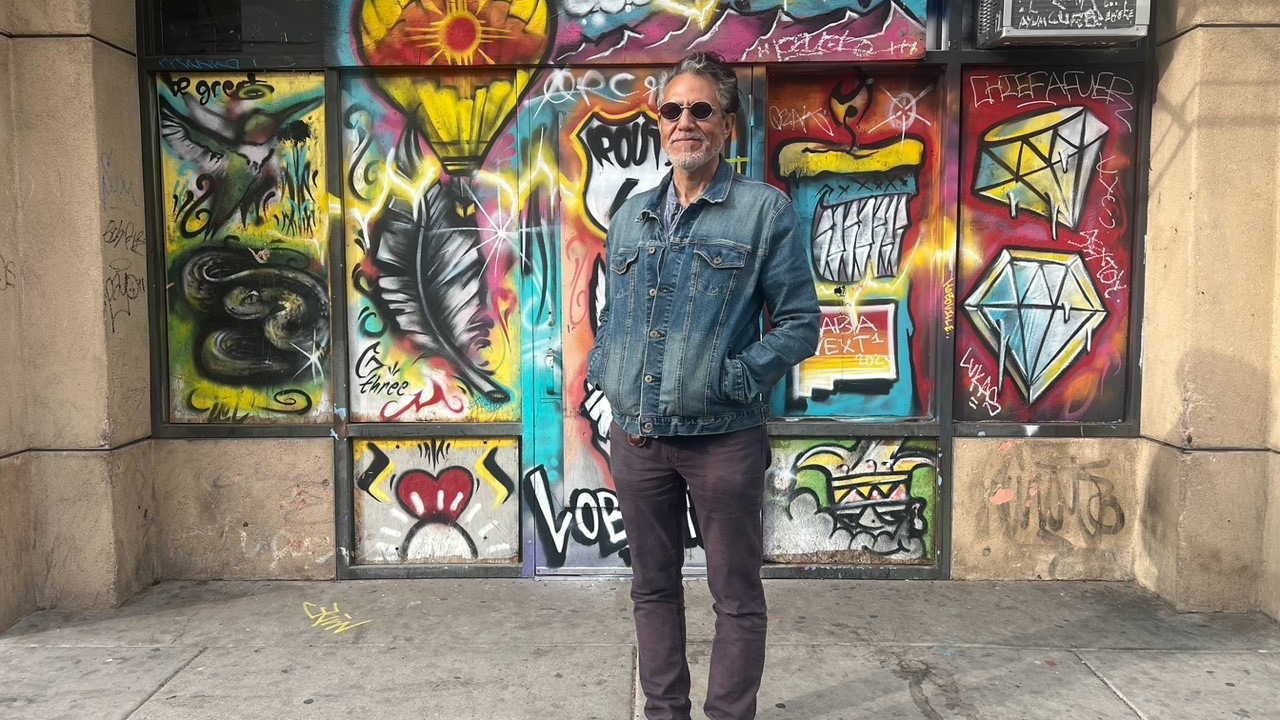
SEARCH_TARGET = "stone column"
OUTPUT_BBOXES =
[1140,0,1280,616]
[1,0,156,619]
[0,15,34,632]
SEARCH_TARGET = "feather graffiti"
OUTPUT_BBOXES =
[358,130,510,406]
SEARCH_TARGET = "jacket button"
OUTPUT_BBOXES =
[648,247,656,255]
[648,288,657,297]
[642,422,653,431]
[644,374,655,383]
[649,330,660,339]
[713,256,722,265]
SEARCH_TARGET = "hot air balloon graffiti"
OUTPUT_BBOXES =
[351,0,553,412]
[356,0,552,176]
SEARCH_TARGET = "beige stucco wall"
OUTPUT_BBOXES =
[1158,1,1280,42]
[1134,445,1270,612]
[1143,27,1279,451]
[30,445,157,608]
[1143,2,1280,617]
[0,25,35,633]
[6,0,135,53]
[94,38,150,447]
[0,454,34,631]
[952,439,1140,581]
[13,38,113,448]
[153,439,336,580]
[0,35,26,458]
[0,0,151,629]
[1262,454,1279,619]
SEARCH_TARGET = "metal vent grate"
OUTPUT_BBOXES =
[976,0,1003,43]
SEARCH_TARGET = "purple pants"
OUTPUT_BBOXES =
[609,422,770,720]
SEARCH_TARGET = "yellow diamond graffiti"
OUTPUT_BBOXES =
[973,106,1109,238]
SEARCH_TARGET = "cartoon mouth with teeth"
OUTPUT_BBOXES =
[771,74,929,418]
[775,76,925,284]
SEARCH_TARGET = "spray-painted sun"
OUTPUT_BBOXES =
[359,0,551,67]
[403,0,510,64]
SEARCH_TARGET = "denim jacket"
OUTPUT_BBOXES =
[587,160,820,437]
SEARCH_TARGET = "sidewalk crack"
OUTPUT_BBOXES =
[1074,651,1149,720]
[124,646,206,718]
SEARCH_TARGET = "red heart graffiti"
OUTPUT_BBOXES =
[396,467,474,524]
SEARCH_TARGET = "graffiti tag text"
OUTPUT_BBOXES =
[968,70,1135,129]
[960,346,1003,416]
[103,259,145,333]
[1067,229,1127,303]
[102,219,146,256]
[303,602,372,635]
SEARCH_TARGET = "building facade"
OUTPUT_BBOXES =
[0,0,1277,629]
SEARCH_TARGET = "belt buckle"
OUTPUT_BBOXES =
[627,433,648,448]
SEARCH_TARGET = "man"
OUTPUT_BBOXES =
[586,53,820,720]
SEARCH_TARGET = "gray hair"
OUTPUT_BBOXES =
[656,52,740,115]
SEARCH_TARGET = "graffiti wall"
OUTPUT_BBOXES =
[956,68,1136,422]
[333,0,928,68]
[158,73,331,423]
[354,437,520,563]
[767,70,944,420]
[765,437,937,563]
[145,0,1150,576]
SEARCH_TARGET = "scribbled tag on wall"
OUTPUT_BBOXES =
[342,73,524,422]
[156,73,331,424]
[333,0,928,67]
[766,70,944,420]
[354,438,520,564]
[957,68,1136,422]
[764,437,937,564]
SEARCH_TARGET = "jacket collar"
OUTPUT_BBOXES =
[636,159,734,222]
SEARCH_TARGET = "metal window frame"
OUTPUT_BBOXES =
[137,0,1154,581]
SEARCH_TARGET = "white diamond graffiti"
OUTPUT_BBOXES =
[964,249,1107,404]
[973,106,1109,238]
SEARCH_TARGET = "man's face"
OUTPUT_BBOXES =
[658,73,734,173]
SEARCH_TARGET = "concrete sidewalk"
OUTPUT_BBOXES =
[0,580,1277,720]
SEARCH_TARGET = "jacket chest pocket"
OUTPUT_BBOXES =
[610,246,640,298]
[691,243,748,296]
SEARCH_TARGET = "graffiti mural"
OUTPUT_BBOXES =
[157,73,331,423]
[524,463,704,569]
[530,66,749,570]
[354,438,520,563]
[137,0,1158,580]
[767,70,944,420]
[765,437,937,563]
[957,68,1136,422]
[333,1,927,67]
[343,65,547,421]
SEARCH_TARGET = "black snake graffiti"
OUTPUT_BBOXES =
[179,248,330,384]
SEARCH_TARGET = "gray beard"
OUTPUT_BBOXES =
[668,138,724,172]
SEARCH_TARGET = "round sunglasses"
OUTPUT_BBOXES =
[657,101,719,121]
